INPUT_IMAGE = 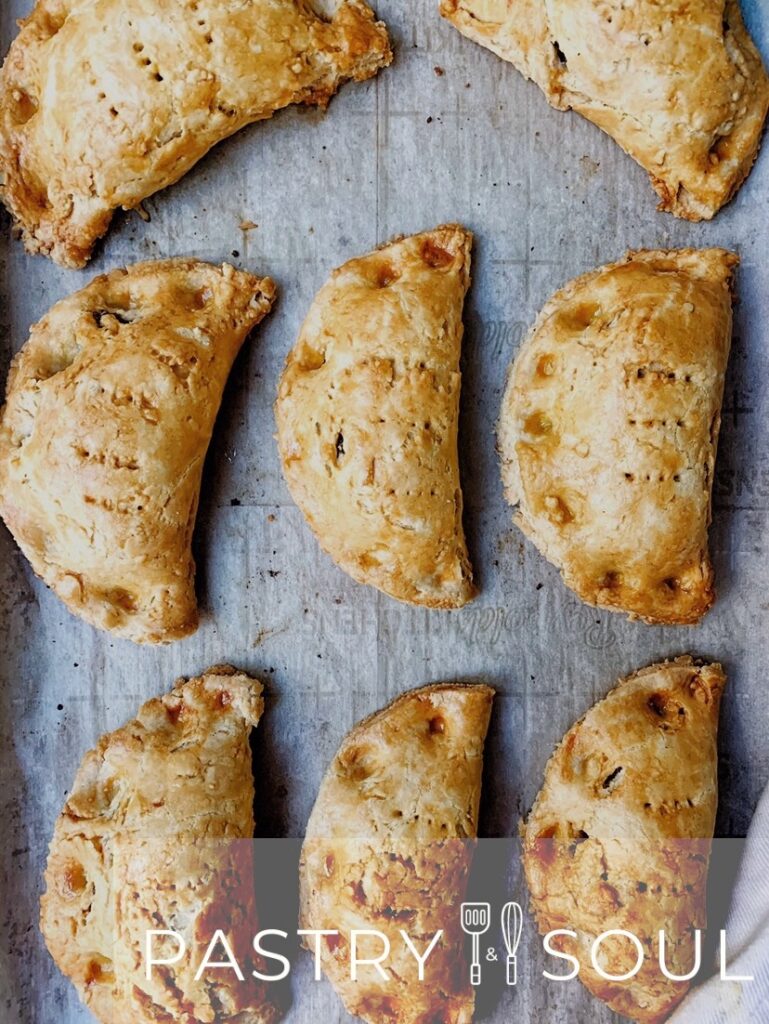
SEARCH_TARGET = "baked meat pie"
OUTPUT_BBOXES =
[40,666,278,1024]
[522,657,725,1022]
[0,0,392,266]
[276,226,476,609]
[300,682,494,1023]
[442,0,769,219]
[0,259,275,643]
[498,248,737,624]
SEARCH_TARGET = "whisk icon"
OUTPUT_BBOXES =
[501,902,523,986]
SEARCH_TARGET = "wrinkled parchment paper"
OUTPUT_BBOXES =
[1,1,768,1020]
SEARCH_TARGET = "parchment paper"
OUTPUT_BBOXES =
[1,1,769,1020]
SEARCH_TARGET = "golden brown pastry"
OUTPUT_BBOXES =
[498,248,737,625]
[40,665,278,1024]
[276,225,476,609]
[299,682,494,1023]
[0,0,392,268]
[522,657,725,1023]
[441,0,769,220]
[0,259,275,643]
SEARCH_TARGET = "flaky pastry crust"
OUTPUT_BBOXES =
[276,225,476,609]
[0,259,275,643]
[441,0,769,219]
[300,682,494,1024]
[522,657,726,1023]
[0,0,392,267]
[498,248,737,625]
[40,665,278,1024]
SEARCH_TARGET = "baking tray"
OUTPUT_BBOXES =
[1,1,768,1020]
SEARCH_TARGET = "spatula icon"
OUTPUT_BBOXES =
[460,902,490,986]
[501,901,524,986]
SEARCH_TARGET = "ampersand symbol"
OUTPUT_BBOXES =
[485,947,498,962]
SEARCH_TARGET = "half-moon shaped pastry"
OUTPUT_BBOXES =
[0,259,275,643]
[441,0,769,220]
[276,225,476,609]
[0,1,392,267]
[522,658,725,1023]
[300,682,494,1023]
[498,248,737,625]
[40,665,278,1024]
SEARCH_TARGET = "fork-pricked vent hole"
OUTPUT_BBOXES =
[602,766,623,790]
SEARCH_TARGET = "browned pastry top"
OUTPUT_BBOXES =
[305,682,494,842]
[0,0,392,266]
[40,666,278,1024]
[0,259,275,643]
[442,0,769,219]
[276,225,476,609]
[522,657,725,1023]
[300,682,494,1024]
[499,248,737,624]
